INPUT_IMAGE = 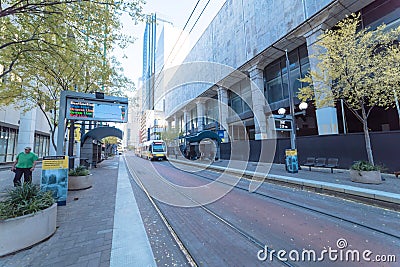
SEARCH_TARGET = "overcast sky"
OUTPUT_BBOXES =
[113,0,226,85]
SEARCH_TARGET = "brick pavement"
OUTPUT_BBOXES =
[219,159,400,194]
[0,157,119,267]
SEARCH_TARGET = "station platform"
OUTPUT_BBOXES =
[0,156,156,267]
[169,157,400,208]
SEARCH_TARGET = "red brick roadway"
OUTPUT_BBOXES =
[125,154,400,267]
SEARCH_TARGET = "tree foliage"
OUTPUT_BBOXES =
[0,0,144,151]
[298,13,400,165]
[103,136,119,145]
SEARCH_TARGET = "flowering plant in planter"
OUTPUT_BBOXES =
[0,183,54,220]
[350,161,382,172]
[68,166,92,190]
[68,165,90,176]
[350,161,384,184]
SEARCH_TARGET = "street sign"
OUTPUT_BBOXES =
[218,130,225,142]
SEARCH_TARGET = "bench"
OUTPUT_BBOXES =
[302,157,339,173]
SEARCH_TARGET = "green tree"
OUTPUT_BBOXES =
[0,0,144,79]
[103,136,119,145]
[298,13,400,165]
[0,0,143,151]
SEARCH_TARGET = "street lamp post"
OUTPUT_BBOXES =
[285,49,297,151]
[275,49,308,173]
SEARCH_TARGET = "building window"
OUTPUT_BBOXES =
[0,126,18,162]
[228,79,252,116]
[264,44,310,104]
[190,108,197,131]
[34,133,50,158]
[361,0,400,29]
[205,100,218,125]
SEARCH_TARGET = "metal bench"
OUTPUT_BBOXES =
[325,158,339,173]
[303,157,339,173]
[314,157,327,168]
[304,157,315,171]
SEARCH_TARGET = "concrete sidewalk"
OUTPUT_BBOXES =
[0,156,155,267]
[169,157,400,208]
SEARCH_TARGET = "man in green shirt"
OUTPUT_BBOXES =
[11,147,38,187]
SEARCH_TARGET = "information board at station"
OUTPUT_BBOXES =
[40,156,69,206]
[66,99,127,122]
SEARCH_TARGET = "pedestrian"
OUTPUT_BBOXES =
[11,146,38,187]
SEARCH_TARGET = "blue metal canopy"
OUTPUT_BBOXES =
[81,126,123,144]
[185,130,222,143]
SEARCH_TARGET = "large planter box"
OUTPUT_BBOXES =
[68,175,92,190]
[350,170,382,184]
[0,203,57,256]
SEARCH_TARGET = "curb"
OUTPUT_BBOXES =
[169,159,400,207]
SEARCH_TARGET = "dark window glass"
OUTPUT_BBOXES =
[231,96,242,114]
[362,0,400,29]
[288,49,299,70]
[265,61,281,81]
[281,57,288,74]
[267,77,283,103]
[153,144,165,152]
[282,74,289,99]
[299,44,309,65]
[264,44,309,104]
[290,68,302,98]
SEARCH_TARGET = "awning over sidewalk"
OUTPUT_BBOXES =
[81,126,123,144]
[185,130,222,143]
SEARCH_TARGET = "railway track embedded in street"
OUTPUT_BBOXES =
[124,155,295,267]
[161,160,400,241]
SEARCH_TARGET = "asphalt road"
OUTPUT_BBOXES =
[125,154,400,267]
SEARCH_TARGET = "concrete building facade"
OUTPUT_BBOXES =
[163,0,400,143]
[0,104,51,163]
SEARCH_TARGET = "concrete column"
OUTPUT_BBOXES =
[16,109,37,154]
[167,120,172,131]
[196,100,206,132]
[173,114,178,130]
[217,86,229,142]
[306,27,339,135]
[183,109,189,135]
[248,66,268,140]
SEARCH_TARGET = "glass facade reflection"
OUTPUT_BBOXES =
[0,127,18,162]
[264,44,310,104]
[0,126,50,163]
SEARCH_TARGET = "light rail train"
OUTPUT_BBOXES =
[139,140,167,161]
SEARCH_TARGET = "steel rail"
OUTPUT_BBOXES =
[123,156,198,267]
[160,160,400,241]
[126,156,294,267]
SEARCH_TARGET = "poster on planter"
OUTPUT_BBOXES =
[41,156,69,206]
